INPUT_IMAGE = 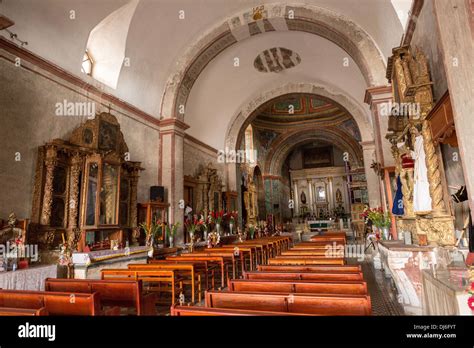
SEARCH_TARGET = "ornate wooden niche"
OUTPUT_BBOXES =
[386,46,455,246]
[31,113,143,253]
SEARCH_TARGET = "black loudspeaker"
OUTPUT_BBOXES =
[150,186,164,202]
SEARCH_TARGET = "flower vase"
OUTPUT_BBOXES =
[216,223,221,235]
[204,230,208,241]
[169,236,174,248]
[229,223,234,235]
[382,227,390,240]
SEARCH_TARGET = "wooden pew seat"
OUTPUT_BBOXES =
[228,279,368,295]
[269,256,345,265]
[45,278,156,315]
[170,305,313,316]
[257,264,361,273]
[0,307,48,316]
[205,291,372,315]
[243,271,363,281]
[0,289,101,316]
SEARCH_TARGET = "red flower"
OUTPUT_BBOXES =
[468,297,474,310]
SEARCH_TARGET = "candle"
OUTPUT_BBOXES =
[62,233,65,244]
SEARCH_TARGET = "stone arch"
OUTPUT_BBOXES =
[160,3,386,120]
[225,82,373,152]
[264,127,363,176]
[224,82,371,191]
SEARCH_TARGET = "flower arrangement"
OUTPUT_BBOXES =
[210,210,226,225]
[248,225,255,239]
[363,207,391,228]
[139,217,162,247]
[228,211,238,224]
[185,215,203,234]
[468,282,474,311]
[166,222,180,238]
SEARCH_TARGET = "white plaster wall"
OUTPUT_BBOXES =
[185,31,370,150]
[0,57,159,219]
[1,0,402,117]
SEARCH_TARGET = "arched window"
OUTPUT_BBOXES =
[81,50,93,75]
[245,125,256,164]
[83,0,139,88]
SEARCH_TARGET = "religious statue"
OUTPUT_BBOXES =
[411,128,432,214]
[300,191,307,204]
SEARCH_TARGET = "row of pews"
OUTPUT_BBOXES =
[0,236,290,316]
[0,234,371,316]
[172,233,372,316]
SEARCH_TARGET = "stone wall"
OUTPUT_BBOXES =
[410,0,448,101]
[183,136,224,182]
[0,53,159,220]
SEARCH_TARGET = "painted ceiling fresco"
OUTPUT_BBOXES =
[253,94,361,142]
[254,47,301,73]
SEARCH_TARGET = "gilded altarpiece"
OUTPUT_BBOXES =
[30,113,143,260]
[386,46,455,246]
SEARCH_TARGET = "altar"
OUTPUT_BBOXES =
[377,240,436,315]
[0,264,57,291]
[72,246,149,279]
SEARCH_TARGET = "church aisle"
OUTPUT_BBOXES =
[361,261,404,316]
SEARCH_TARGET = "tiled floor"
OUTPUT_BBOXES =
[360,260,405,316]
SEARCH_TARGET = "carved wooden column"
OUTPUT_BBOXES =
[40,146,57,226]
[67,152,83,249]
[129,170,140,246]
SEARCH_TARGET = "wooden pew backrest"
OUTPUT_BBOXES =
[0,290,100,316]
[257,265,361,273]
[228,279,368,295]
[205,291,371,315]
[243,271,364,282]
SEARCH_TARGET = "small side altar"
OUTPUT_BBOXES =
[378,240,435,315]
[72,245,149,279]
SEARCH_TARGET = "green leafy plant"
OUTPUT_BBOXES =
[248,225,255,239]
[139,217,162,246]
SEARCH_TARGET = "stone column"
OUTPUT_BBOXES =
[433,0,474,218]
[364,85,393,210]
[40,146,57,226]
[158,119,189,245]
[293,180,299,217]
[307,179,314,214]
[361,141,382,208]
[328,177,334,211]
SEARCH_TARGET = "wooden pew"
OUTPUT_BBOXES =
[128,263,201,303]
[269,256,346,265]
[205,291,372,315]
[309,236,346,243]
[170,305,313,316]
[192,248,244,276]
[179,251,238,281]
[228,279,368,295]
[258,264,362,273]
[0,290,101,315]
[215,245,256,271]
[101,269,181,305]
[243,271,363,282]
[150,259,217,290]
[166,255,228,288]
[281,250,342,257]
[0,307,48,316]
[45,278,156,315]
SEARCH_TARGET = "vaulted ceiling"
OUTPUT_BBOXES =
[1,0,409,149]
